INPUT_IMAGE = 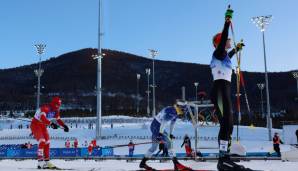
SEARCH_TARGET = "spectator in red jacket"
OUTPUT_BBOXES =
[181,134,192,157]
[74,139,78,148]
[88,142,94,156]
[92,139,97,148]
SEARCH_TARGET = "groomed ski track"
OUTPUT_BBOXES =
[0,158,295,171]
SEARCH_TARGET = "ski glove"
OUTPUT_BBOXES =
[225,8,233,20]
[170,134,175,140]
[236,42,245,51]
[156,133,163,141]
[63,125,69,132]
[50,122,59,129]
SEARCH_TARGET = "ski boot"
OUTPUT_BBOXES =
[139,157,156,171]
[172,157,194,171]
[217,156,253,171]
[44,160,58,169]
[37,160,46,169]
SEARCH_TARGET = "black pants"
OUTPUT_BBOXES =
[211,80,233,152]
[274,144,281,157]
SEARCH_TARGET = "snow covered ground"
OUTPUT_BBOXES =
[0,159,298,171]
[0,116,297,170]
[0,116,291,155]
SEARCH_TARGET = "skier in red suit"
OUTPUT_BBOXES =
[30,97,69,169]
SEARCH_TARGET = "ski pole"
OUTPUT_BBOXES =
[228,4,243,142]
[101,141,154,149]
[240,72,252,117]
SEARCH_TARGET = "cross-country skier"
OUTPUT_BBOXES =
[210,7,253,171]
[30,97,69,169]
[139,101,189,170]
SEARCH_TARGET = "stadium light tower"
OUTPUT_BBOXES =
[145,68,151,116]
[34,44,46,109]
[95,0,104,140]
[257,83,265,118]
[149,49,158,117]
[251,15,273,141]
[293,72,298,97]
[194,82,199,101]
[136,73,141,115]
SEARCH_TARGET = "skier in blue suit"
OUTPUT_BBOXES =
[139,101,189,170]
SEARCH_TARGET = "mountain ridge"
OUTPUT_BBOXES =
[0,48,297,127]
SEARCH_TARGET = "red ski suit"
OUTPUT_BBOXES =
[30,104,65,160]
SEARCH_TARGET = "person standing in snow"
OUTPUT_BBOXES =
[74,138,79,148]
[88,142,93,156]
[128,140,135,157]
[181,134,192,157]
[65,139,70,148]
[273,132,283,157]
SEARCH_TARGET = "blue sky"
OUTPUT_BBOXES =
[0,0,297,72]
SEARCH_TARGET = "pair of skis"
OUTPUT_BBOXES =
[19,166,75,170]
[135,164,268,171]
[135,168,211,170]
[135,161,267,171]
[136,159,215,171]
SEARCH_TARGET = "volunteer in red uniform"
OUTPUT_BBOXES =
[30,96,69,169]
[91,139,97,148]
[273,132,283,157]
[88,142,94,156]
[181,134,192,157]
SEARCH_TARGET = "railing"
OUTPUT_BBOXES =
[0,136,76,141]
[62,117,152,124]
[0,134,239,141]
